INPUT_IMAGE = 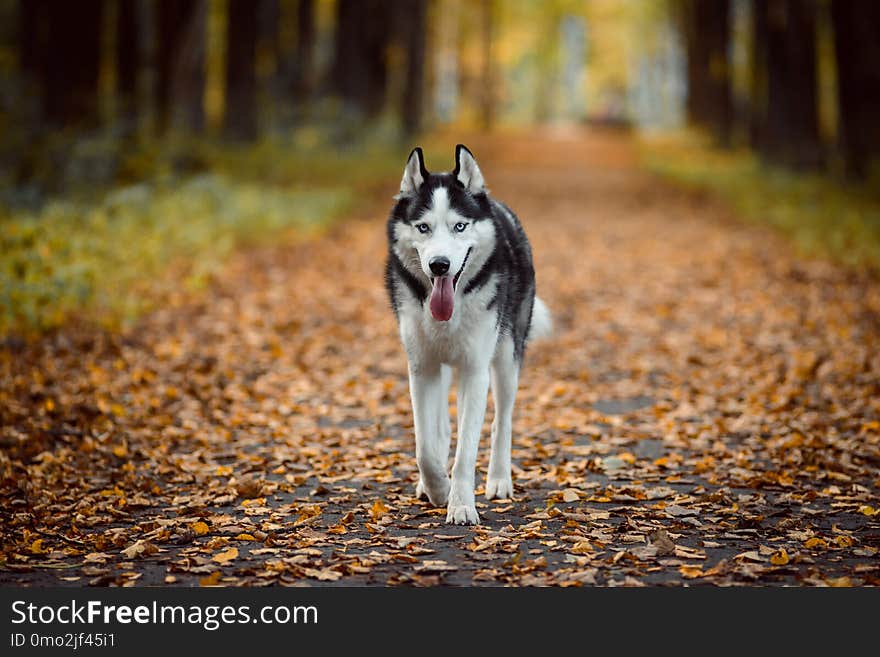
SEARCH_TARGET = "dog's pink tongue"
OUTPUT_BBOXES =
[429,276,454,321]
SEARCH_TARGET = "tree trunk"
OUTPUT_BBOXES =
[831,0,880,179]
[225,0,258,140]
[157,0,206,134]
[295,0,316,98]
[331,0,392,117]
[116,0,140,133]
[17,0,48,122]
[44,0,105,127]
[763,0,822,169]
[401,0,427,136]
[749,0,768,149]
[682,0,732,145]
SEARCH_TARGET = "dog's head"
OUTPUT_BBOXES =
[389,145,495,322]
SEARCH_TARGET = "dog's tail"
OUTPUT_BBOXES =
[528,296,553,342]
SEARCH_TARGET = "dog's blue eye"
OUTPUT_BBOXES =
[454,222,468,232]
[416,223,430,234]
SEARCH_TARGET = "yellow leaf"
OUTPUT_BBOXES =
[234,533,256,541]
[370,499,389,521]
[834,535,853,549]
[570,541,593,554]
[679,565,704,579]
[618,452,636,464]
[216,465,233,476]
[212,547,239,564]
[200,571,221,586]
[857,505,876,516]
[44,398,55,412]
[112,444,128,458]
[769,548,789,566]
[804,537,828,549]
[30,538,49,554]
[295,506,322,524]
[826,576,854,587]
[191,521,209,536]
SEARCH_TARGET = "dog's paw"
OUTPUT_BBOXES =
[485,475,514,500]
[446,486,478,524]
[446,504,480,525]
[418,477,450,507]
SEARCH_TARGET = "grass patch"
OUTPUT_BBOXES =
[640,132,880,272]
[1,131,410,336]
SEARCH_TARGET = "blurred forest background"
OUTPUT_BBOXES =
[1,0,879,335]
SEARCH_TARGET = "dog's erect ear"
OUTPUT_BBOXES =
[452,144,485,193]
[398,147,428,197]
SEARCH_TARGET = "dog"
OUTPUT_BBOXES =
[385,144,551,525]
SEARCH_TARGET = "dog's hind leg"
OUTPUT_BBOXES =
[486,337,518,500]
[415,364,453,501]
[409,363,451,506]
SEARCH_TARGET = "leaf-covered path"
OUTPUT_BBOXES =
[2,130,879,586]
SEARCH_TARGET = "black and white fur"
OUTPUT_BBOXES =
[385,145,551,525]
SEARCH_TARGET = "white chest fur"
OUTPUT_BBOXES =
[398,273,499,371]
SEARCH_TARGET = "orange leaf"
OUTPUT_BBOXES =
[804,537,827,549]
[370,499,389,521]
[834,535,853,549]
[679,565,704,579]
[826,576,854,587]
[769,548,789,566]
[212,547,239,564]
[191,521,209,536]
[200,571,221,586]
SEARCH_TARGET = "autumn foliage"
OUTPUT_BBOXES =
[1,132,877,587]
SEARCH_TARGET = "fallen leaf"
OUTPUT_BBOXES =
[121,540,158,559]
[561,489,581,503]
[414,560,458,573]
[212,547,239,564]
[200,571,221,586]
[769,548,790,565]
[826,576,854,587]
[834,535,853,549]
[679,565,703,579]
[649,529,676,556]
[370,499,390,521]
[191,521,209,536]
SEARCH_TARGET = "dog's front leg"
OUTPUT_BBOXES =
[447,366,490,525]
[409,363,450,506]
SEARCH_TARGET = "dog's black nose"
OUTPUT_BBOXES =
[429,257,450,276]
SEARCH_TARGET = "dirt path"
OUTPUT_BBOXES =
[2,129,878,587]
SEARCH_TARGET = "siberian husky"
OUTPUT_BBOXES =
[385,145,551,525]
